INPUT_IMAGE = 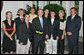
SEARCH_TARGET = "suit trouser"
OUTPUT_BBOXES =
[16,40,20,54]
[67,36,79,54]
[16,39,31,54]
[46,35,58,54]
[33,35,45,54]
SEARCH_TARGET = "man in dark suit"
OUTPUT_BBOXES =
[14,8,25,54]
[66,7,81,54]
[32,9,46,54]
[43,9,50,19]
[18,14,33,54]
[45,11,60,54]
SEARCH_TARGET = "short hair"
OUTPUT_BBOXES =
[25,14,29,17]
[45,9,49,11]
[70,7,77,11]
[18,8,24,13]
[58,10,64,16]
[6,11,12,15]
[30,7,35,10]
[38,9,43,13]
[50,11,56,14]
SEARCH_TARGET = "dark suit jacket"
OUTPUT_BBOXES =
[46,18,60,40]
[19,21,33,45]
[14,17,24,39]
[32,17,46,40]
[66,14,81,38]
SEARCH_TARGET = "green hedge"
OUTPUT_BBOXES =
[17,4,66,20]
[43,4,66,20]
[17,4,39,16]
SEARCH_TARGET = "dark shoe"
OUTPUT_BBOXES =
[46,53,49,54]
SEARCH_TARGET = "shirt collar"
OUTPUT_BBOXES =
[20,16,23,18]
[71,14,76,18]
[39,16,42,18]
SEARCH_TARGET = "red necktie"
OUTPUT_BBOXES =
[21,18,24,22]
[22,19,23,22]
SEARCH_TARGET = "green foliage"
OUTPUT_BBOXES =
[75,1,79,14]
[43,4,66,20]
[17,4,39,16]
[24,4,39,16]
[17,3,66,20]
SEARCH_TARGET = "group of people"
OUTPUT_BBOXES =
[2,7,81,54]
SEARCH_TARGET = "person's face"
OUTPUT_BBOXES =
[6,13,12,19]
[19,10,24,16]
[51,12,55,17]
[44,9,49,14]
[25,15,30,21]
[30,9,35,14]
[59,12,64,18]
[70,9,76,15]
[38,10,43,17]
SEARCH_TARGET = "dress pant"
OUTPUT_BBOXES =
[16,39,20,54]
[46,34,58,54]
[16,39,31,54]
[33,35,45,54]
[67,36,79,54]
[29,38,34,54]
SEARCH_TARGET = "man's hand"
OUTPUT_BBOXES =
[45,34,49,39]
[62,36,64,39]
[20,42,23,45]
[57,36,59,40]
[67,32,72,36]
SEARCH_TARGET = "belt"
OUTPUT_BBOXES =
[35,31,43,35]
[6,28,14,31]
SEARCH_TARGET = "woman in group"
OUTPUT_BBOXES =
[57,10,66,54]
[18,14,33,54]
[2,11,16,54]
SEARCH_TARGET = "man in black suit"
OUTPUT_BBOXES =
[66,7,81,54]
[18,14,33,54]
[45,11,60,54]
[43,9,50,19]
[14,8,25,54]
[32,9,46,54]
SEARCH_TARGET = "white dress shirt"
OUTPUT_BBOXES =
[51,18,55,25]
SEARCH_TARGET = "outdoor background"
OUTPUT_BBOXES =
[1,1,83,54]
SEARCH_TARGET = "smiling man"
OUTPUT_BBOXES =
[66,7,81,54]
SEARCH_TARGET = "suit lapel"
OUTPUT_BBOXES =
[18,17,22,22]
[49,18,51,25]
[24,22,29,30]
[69,15,72,22]
[43,18,45,29]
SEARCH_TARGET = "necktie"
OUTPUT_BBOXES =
[21,18,24,22]
[71,17,73,21]
[40,18,43,28]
